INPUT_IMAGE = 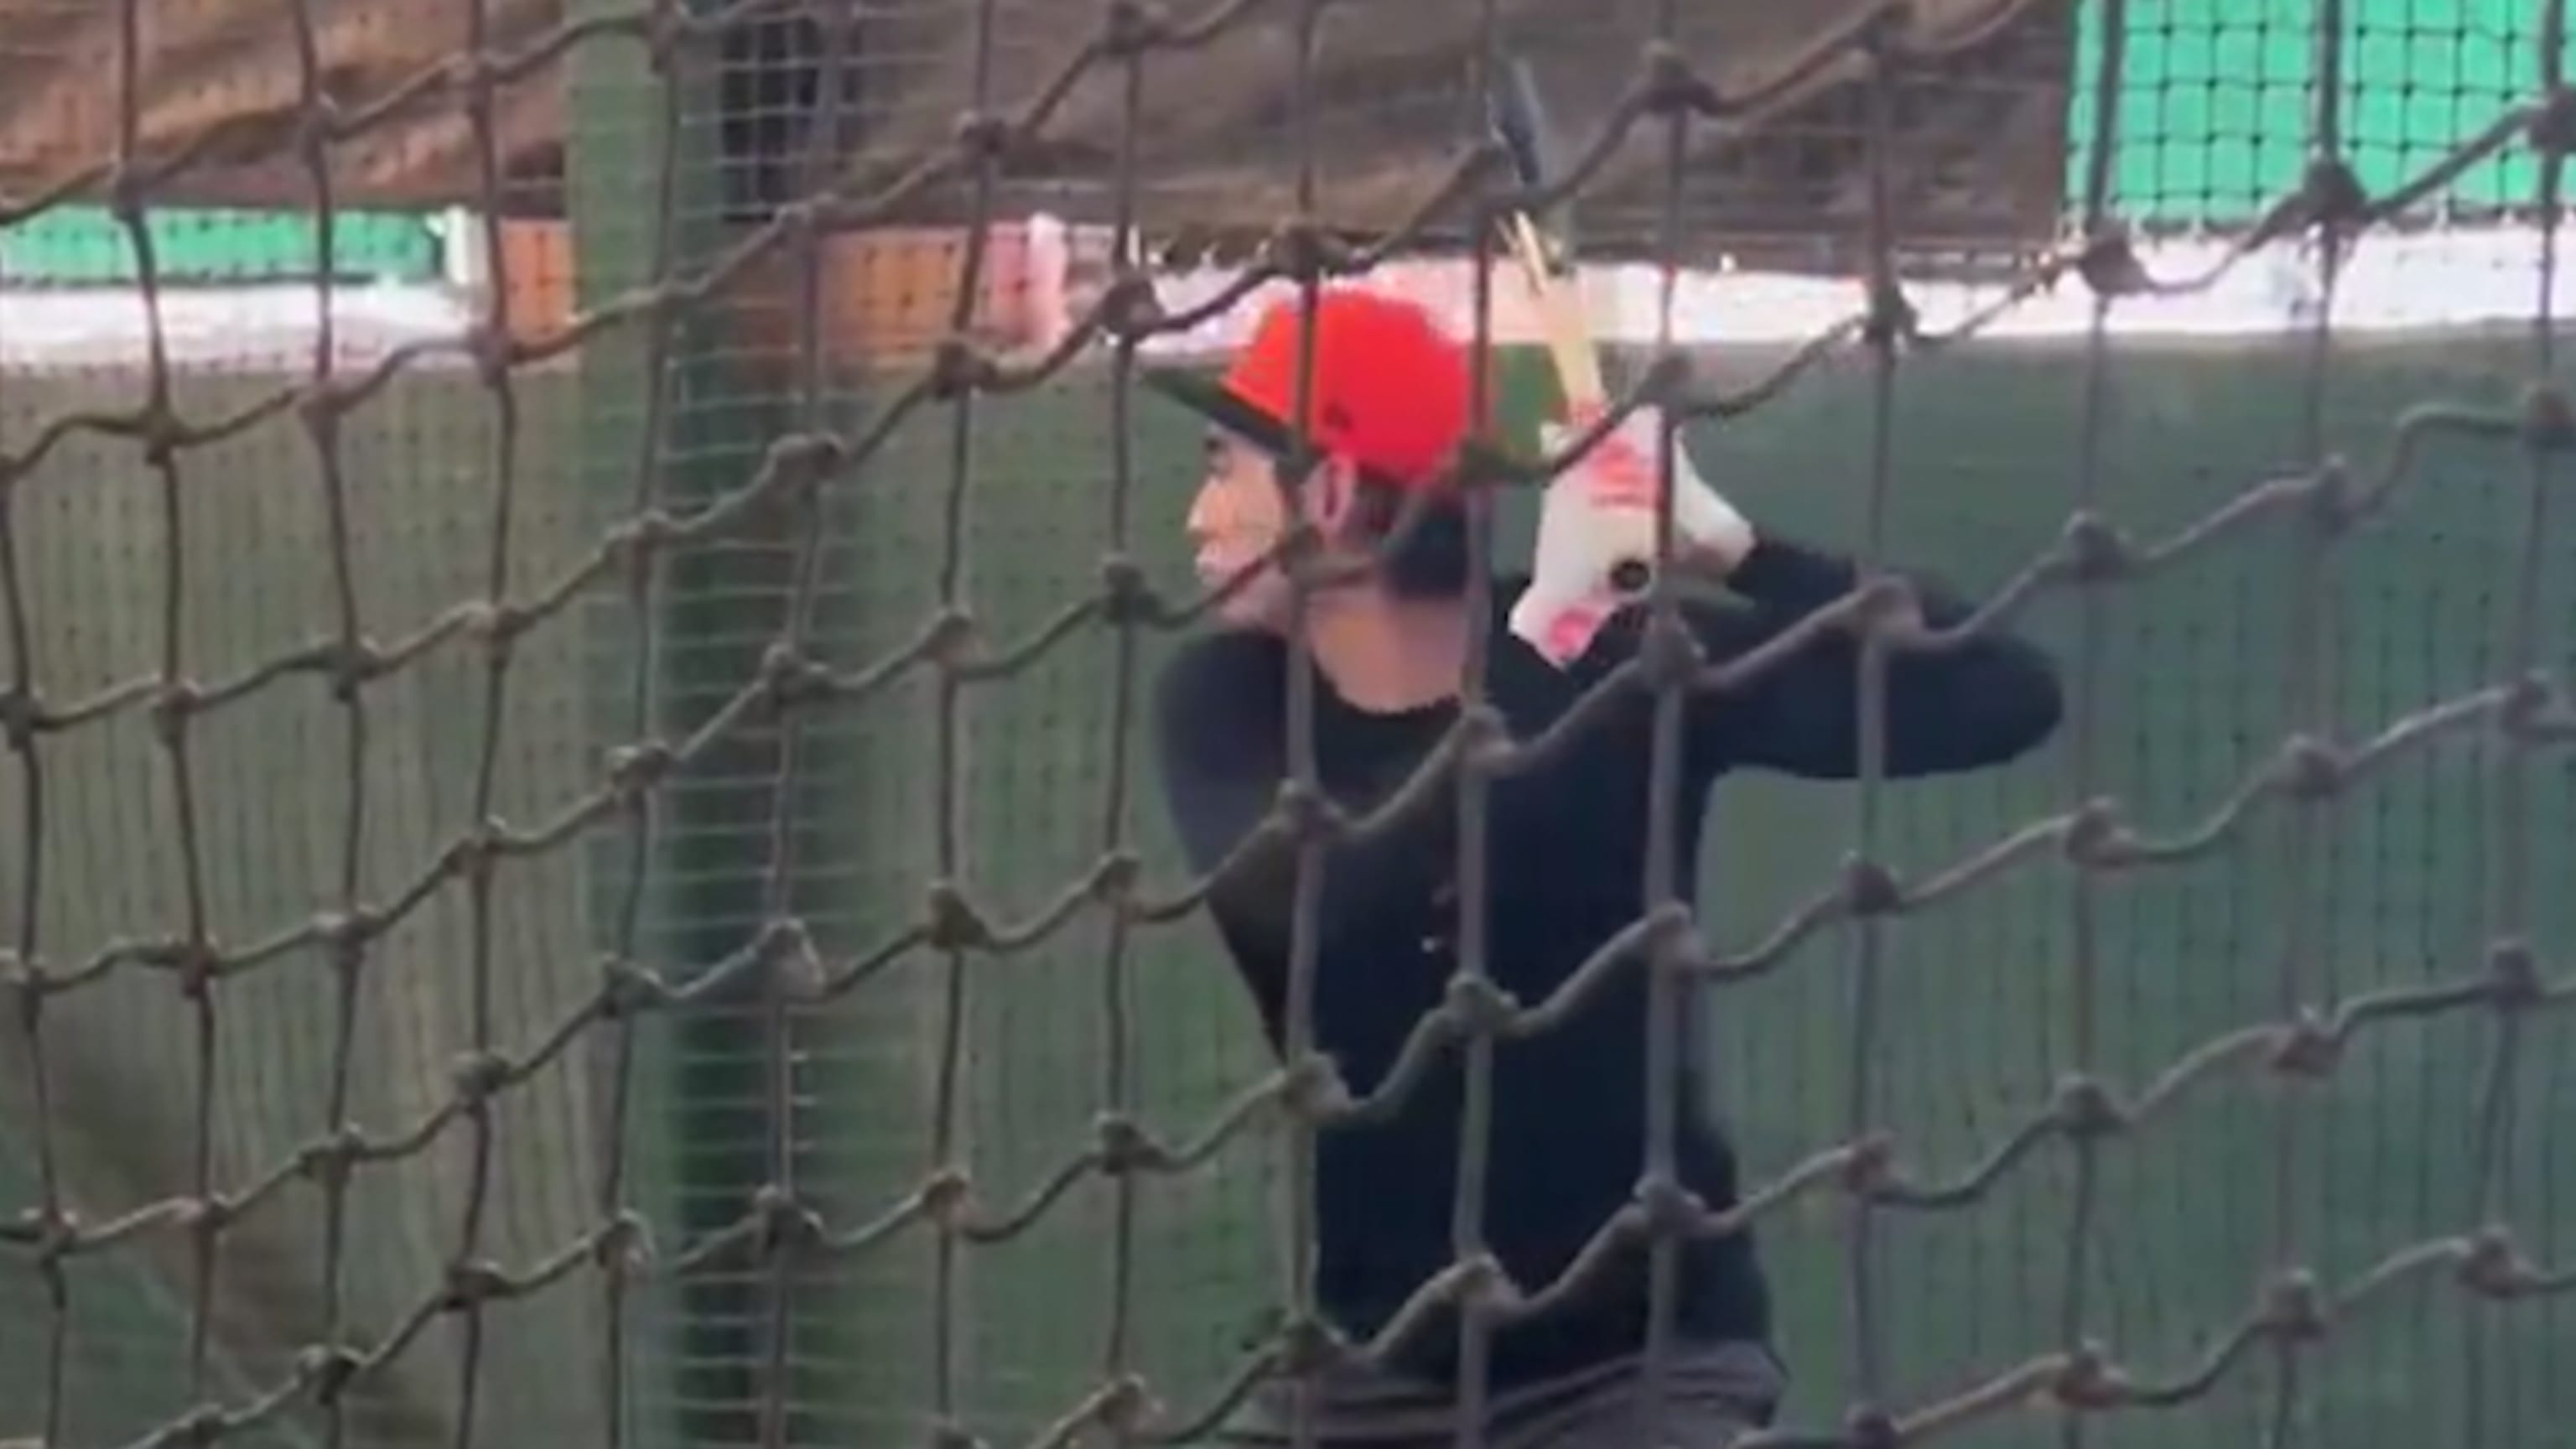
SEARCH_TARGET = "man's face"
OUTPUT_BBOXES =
[1187,427,1327,631]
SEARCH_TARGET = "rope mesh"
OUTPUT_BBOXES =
[2,2,2574,1448]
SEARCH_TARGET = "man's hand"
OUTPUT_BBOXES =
[1509,402,1756,667]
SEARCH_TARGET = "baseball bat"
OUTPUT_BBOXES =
[1488,55,1657,596]
[1488,55,1607,413]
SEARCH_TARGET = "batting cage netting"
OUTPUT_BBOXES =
[2,0,2573,1446]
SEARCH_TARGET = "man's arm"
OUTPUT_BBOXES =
[1675,534,2064,779]
[1152,638,1461,1020]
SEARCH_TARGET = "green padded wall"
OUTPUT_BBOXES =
[2069,0,2568,224]
[782,329,2576,1448]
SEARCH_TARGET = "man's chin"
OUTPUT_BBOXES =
[1202,578,1291,634]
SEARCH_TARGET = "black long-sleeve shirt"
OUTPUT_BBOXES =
[1151,535,2064,1395]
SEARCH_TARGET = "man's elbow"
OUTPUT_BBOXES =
[1973,639,2066,766]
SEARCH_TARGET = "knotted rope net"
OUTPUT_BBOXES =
[3,1,2574,1447]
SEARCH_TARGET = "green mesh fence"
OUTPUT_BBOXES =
[2067,0,2563,226]
[0,210,442,287]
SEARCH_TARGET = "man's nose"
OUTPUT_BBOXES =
[1185,481,1224,541]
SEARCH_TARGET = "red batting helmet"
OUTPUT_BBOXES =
[1143,287,1475,492]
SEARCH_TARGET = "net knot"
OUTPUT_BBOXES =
[1098,553,1161,626]
[13,1205,75,1265]
[314,908,377,972]
[2299,457,2359,534]
[0,683,43,751]
[174,1192,232,1239]
[2259,156,2371,247]
[923,605,980,672]
[2273,734,2345,802]
[1093,1112,1167,1174]
[450,1049,514,1106]
[597,1210,655,1276]
[164,1403,229,1447]
[1862,274,1919,351]
[606,740,676,803]
[148,680,203,747]
[1841,1403,1900,1449]
[2061,797,2122,866]
[470,608,538,665]
[458,319,517,388]
[2073,226,2155,299]
[0,950,38,1003]
[1644,900,1701,971]
[759,641,828,710]
[2529,86,2576,157]
[1271,779,1343,848]
[1634,348,1697,408]
[2059,511,2133,584]
[608,508,680,583]
[753,1183,827,1255]
[1265,221,1355,284]
[1096,266,1167,341]
[1100,0,1171,56]
[141,402,194,471]
[1840,1132,1898,1197]
[952,109,1017,165]
[320,636,383,699]
[1441,971,1519,1036]
[1088,849,1141,906]
[1840,856,1903,917]
[1636,611,1704,695]
[2053,1074,2126,1139]
[143,937,224,1000]
[598,957,671,1019]
[104,164,152,226]
[441,1259,511,1312]
[2485,937,2541,1010]
[1453,701,1511,774]
[641,3,689,65]
[2518,381,2576,450]
[1447,1250,1519,1315]
[1273,1313,1345,1377]
[917,1168,974,1233]
[1633,1174,1706,1242]
[1090,1374,1156,1438]
[2267,1007,2340,1078]
[924,880,992,951]
[2460,1225,2533,1297]
[754,914,818,987]
[1847,573,1924,643]
[441,820,506,885]
[296,1343,365,1405]
[298,1125,366,1187]
[2499,669,2563,738]
[2052,1341,2125,1410]
[2259,1268,2328,1340]
[1634,41,1720,119]
[776,430,851,500]
[931,335,1004,400]
[1280,1050,1350,1123]
[293,90,342,160]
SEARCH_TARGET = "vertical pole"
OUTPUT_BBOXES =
[565,5,778,1446]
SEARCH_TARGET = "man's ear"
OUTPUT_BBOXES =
[1301,453,1359,537]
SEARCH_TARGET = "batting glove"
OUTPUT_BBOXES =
[1508,402,1755,667]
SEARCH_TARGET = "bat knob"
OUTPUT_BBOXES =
[1610,558,1654,595]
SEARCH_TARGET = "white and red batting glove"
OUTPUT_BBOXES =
[1508,401,1756,667]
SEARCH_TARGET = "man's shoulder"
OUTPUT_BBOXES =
[1153,627,1288,750]
[1158,626,1285,695]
